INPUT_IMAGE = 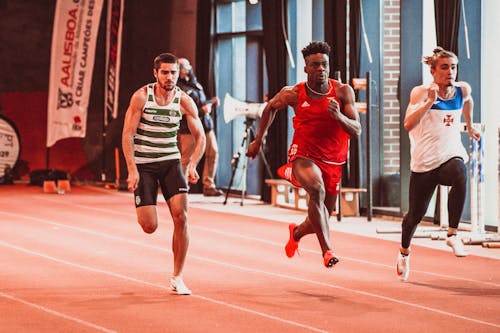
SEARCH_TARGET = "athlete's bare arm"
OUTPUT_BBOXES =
[122,86,147,191]
[180,91,206,183]
[458,81,480,141]
[246,85,299,158]
[404,84,436,132]
[331,82,362,137]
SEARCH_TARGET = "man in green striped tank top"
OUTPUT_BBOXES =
[122,53,206,295]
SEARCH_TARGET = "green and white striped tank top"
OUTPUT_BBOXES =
[134,83,182,164]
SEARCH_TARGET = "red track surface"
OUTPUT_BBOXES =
[0,185,499,332]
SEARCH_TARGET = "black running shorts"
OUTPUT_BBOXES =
[134,159,188,207]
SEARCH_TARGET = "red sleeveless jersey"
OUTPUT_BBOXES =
[289,79,350,163]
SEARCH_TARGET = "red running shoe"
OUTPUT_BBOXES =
[285,223,299,258]
[323,250,339,268]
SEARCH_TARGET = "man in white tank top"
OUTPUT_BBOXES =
[122,53,206,294]
[396,47,481,282]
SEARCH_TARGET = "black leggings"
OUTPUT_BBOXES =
[401,158,467,249]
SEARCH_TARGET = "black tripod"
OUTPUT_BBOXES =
[223,117,272,206]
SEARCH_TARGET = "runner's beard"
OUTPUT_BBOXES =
[159,82,175,91]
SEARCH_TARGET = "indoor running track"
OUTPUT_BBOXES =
[0,185,499,333]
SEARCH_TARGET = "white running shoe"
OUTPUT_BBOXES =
[446,235,468,257]
[170,276,192,295]
[396,252,410,282]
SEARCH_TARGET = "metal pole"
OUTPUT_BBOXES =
[239,127,250,206]
[223,119,252,206]
[46,147,50,170]
[101,132,107,182]
[477,136,485,234]
[334,70,343,221]
[366,71,372,221]
[334,70,342,82]
[223,133,245,205]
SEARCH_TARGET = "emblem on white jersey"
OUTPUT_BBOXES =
[443,114,454,126]
[153,115,171,123]
[301,101,310,108]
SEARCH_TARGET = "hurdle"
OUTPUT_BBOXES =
[462,128,500,245]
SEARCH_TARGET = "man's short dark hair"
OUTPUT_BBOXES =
[153,53,178,70]
[301,41,331,59]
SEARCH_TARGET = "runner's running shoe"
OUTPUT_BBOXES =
[396,252,410,281]
[323,250,339,268]
[446,235,468,257]
[285,223,299,258]
[170,276,192,295]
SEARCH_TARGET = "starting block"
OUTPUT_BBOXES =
[43,180,57,193]
[57,179,71,192]
[43,179,71,194]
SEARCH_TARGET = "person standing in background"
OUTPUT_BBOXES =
[177,58,222,197]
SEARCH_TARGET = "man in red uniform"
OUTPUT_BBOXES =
[247,41,361,268]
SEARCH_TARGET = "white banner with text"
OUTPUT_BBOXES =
[47,0,104,147]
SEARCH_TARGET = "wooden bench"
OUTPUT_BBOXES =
[265,179,366,217]
[265,179,307,211]
[339,187,367,217]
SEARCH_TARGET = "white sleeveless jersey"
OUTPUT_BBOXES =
[409,85,468,172]
[134,83,182,164]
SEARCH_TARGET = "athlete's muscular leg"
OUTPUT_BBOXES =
[136,206,159,234]
[437,158,467,232]
[294,194,337,240]
[167,193,189,277]
[292,158,332,254]
[401,171,437,252]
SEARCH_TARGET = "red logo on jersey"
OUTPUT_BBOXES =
[72,116,82,131]
[443,114,454,126]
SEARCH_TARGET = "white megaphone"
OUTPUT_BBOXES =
[223,93,267,123]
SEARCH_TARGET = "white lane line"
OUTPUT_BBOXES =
[4,206,499,289]
[1,212,500,330]
[0,241,328,333]
[190,225,500,287]
[0,291,116,333]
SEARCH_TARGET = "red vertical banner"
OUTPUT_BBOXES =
[47,0,104,147]
[104,0,124,126]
